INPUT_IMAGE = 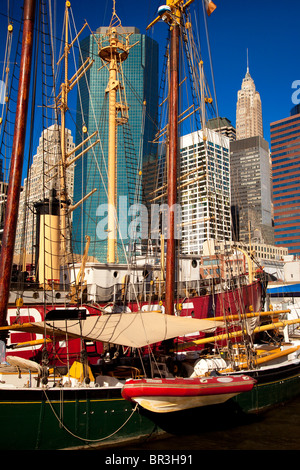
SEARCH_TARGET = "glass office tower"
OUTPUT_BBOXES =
[271,106,300,255]
[230,136,274,245]
[72,27,158,263]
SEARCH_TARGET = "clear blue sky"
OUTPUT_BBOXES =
[69,0,300,145]
[0,0,299,148]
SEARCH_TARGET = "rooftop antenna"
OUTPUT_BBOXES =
[247,48,249,73]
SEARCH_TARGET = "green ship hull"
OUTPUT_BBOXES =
[233,362,300,414]
[1,361,300,450]
[0,386,162,450]
[135,361,300,437]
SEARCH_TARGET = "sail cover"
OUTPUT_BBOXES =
[1,312,223,348]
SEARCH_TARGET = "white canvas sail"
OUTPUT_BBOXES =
[1,312,223,348]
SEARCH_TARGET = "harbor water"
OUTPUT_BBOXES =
[122,395,300,451]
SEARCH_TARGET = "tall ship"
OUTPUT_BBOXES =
[2,0,264,363]
[0,0,299,451]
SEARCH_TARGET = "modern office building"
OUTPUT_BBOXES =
[230,136,274,245]
[207,117,236,141]
[179,128,231,254]
[14,125,75,258]
[72,26,159,263]
[236,66,263,140]
[270,106,300,255]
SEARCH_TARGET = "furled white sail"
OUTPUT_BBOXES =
[1,312,223,348]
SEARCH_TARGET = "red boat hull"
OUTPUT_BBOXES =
[121,375,257,413]
[122,375,256,400]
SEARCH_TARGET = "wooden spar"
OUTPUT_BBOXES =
[208,309,291,322]
[214,346,300,374]
[8,338,52,350]
[165,20,179,316]
[176,317,300,350]
[229,346,300,371]
[59,1,70,256]
[0,0,36,328]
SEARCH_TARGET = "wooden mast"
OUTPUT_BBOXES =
[165,4,180,316]
[147,1,190,316]
[59,0,70,257]
[148,1,187,316]
[105,32,119,264]
[148,0,206,317]
[98,3,137,264]
[53,2,95,295]
[0,0,36,327]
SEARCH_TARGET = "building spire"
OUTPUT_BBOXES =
[236,50,263,140]
[245,48,251,77]
[247,48,249,73]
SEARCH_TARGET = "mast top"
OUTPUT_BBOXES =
[147,0,195,29]
[98,0,137,63]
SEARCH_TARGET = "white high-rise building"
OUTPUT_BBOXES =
[236,66,263,140]
[15,124,75,258]
[179,128,231,254]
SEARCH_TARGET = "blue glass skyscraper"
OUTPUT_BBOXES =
[72,27,158,263]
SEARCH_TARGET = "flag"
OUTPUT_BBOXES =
[204,0,217,16]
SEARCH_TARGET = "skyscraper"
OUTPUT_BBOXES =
[230,136,274,245]
[15,125,75,257]
[270,106,300,255]
[206,117,236,141]
[236,66,263,140]
[180,129,231,254]
[72,26,158,263]
[154,128,231,255]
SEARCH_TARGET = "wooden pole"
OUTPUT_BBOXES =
[107,53,117,263]
[59,1,69,256]
[0,0,36,326]
[176,318,300,350]
[165,22,179,316]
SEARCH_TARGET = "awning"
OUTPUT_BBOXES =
[267,283,300,297]
[0,312,224,348]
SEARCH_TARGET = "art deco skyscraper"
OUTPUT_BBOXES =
[236,65,263,140]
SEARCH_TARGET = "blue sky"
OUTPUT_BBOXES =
[69,0,300,145]
[0,0,299,148]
